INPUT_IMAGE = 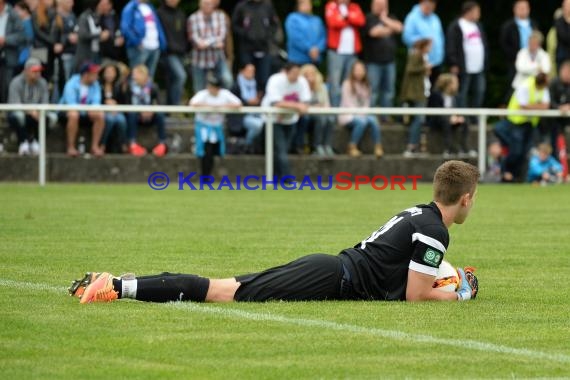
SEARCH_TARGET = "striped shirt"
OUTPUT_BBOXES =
[187,10,226,69]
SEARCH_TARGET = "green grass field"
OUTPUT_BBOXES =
[1,183,569,379]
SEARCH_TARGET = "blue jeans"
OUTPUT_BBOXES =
[165,54,188,105]
[127,47,161,79]
[192,59,234,93]
[457,72,486,108]
[366,62,396,108]
[240,51,271,92]
[127,112,166,143]
[297,115,335,149]
[346,116,381,145]
[503,121,533,177]
[102,113,127,146]
[408,101,426,145]
[243,114,264,146]
[327,50,357,107]
[274,123,296,178]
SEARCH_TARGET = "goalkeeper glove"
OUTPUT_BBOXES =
[456,267,478,301]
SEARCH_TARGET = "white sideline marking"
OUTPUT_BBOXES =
[2,278,570,364]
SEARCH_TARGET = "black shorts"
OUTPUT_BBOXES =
[234,253,351,302]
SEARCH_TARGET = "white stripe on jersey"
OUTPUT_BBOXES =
[411,232,447,253]
[408,260,438,276]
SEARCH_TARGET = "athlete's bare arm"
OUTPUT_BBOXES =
[406,270,458,301]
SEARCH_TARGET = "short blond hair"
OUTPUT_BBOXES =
[537,143,553,155]
[433,161,480,205]
[132,64,149,78]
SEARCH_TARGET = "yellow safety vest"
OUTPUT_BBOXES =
[507,77,545,127]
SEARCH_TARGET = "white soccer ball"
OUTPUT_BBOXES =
[433,260,460,292]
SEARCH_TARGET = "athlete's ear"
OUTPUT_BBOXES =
[461,193,471,207]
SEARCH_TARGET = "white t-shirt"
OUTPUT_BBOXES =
[138,3,159,50]
[261,72,311,125]
[336,4,355,55]
[458,18,484,74]
[190,88,241,142]
[515,81,550,106]
[79,85,89,104]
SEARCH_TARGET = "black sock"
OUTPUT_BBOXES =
[112,279,123,298]
[133,272,210,303]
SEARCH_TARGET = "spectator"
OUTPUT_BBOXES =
[100,62,127,153]
[120,0,166,79]
[324,0,365,107]
[338,60,383,158]
[190,74,242,176]
[156,0,187,105]
[261,62,311,179]
[285,0,326,66]
[31,0,54,63]
[50,0,77,102]
[503,73,550,181]
[187,0,232,93]
[59,62,105,157]
[14,1,34,69]
[74,0,108,69]
[400,38,432,157]
[556,0,570,70]
[500,0,538,101]
[483,139,503,183]
[363,0,402,109]
[512,30,550,90]
[428,73,476,158]
[527,143,564,184]
[212,0,234,81]
[125,64,167,157]
[0,0,25,103]
[299,63,336,157]
[547,8,563,77]
[7,57,57,155]
[232,0,279,93]
[446,1,488,110]
[229,63,264,154]
[402,0,444,84]
[548,59,570,156]
[99,0,125,63]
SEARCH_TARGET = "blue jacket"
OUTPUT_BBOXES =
[120,0,167,50]
[60,75,102,106]
[527,155,563,182]
[195,121,226,158]
[402,5,445,66]
[285,12,326,65]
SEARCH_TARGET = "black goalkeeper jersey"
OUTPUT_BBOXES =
[338,202,449,301]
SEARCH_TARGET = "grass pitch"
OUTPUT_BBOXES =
[1,183,569,379]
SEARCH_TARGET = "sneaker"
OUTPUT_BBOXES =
[467,150,478,158]
[80,272,118,304]
[314,145,326,157]
[18,141,30,156]
[403,149,417,158]
[442,150,453,159]
[129,142,147,157]
[68,272,100,298]
[152,143,167,157]
[30,140,40,156]
[324,145,335,156]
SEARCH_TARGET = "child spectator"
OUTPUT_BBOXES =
[190,74,242,176]
[298,63,335,157]
[400,38,431,157]
[125,64,167,157]
[338,60,383,158]
[527,143,564,184]
[100,62,127,153]
[428,73,476,158]
[483,139,504,183]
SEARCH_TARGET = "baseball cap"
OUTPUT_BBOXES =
[25,57,44,72]
[206,72,222,87]
[79,62,101,75]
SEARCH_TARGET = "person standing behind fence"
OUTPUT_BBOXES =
[363,0,402,111]
[285,0,326,66]
[156,0,187,105]
[189,74,242,176]
[324,0,365,107]
[512,31,550,91]
[50,0,77,102]
[74,0,108,69]
[402,0,444,85]
[232,0,279,93]
[446,1,488,112]
[120,0,166,80]
[0,0,26,103]
[99,0,126,64]
[187,0,232,94]
[338,61,383,159]
[400,38,432,158]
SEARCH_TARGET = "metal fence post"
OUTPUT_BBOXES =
[478,113,487,177]
[265,112,274,178]
[39,109,47,186]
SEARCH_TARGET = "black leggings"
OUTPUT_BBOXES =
[201,142,220,176]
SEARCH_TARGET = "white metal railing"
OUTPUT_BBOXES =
[0,103,567,186]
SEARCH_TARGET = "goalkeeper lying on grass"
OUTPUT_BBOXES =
[70,161,479,304]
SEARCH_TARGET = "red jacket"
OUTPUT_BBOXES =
[325,1,366,53]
